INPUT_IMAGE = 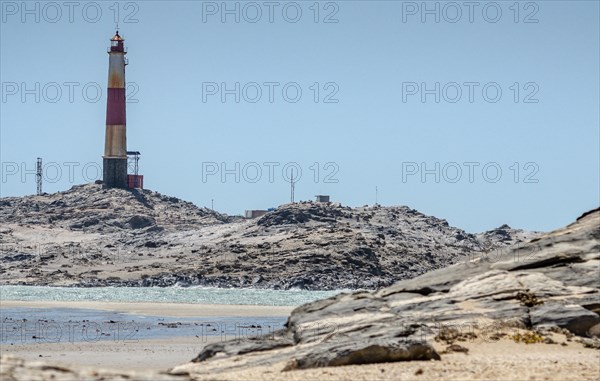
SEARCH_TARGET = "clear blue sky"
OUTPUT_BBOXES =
[1,0,599,232]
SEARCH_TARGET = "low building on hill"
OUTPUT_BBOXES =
[315,195,330,203]
[245,210,268,219]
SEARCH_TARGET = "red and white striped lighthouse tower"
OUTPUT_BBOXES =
[103,30,128,188]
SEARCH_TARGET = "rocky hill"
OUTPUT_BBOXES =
[0,184,539,290]
[0,183,228,232]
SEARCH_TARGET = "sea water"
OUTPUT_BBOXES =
[0,285,344,306]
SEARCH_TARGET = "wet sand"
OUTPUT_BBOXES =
[0,300,294,317]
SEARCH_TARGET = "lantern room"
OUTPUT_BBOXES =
[109,31,125,53]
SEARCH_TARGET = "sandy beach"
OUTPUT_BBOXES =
[1,336,208,371]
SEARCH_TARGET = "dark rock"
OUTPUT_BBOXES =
[1,253,34,262]
[127,215,155,229]
[530,303,600,336]
[283,341,439,370]
[192,335,293,363]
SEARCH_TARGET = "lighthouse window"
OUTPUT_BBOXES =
[112,41,119,47]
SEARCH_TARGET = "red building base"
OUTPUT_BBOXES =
[127,175,143,189]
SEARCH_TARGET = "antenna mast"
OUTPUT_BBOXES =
[290,170,295,203]
[36,158,42,196]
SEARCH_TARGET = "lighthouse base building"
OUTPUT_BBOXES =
[103,158,128,189]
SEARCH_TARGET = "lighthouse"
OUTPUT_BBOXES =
[103,30,128,188]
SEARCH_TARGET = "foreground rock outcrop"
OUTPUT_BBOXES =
[0,184,536,289]
[169,208,600,375]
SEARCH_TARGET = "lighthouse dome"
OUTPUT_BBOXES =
[111,31,124,41]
